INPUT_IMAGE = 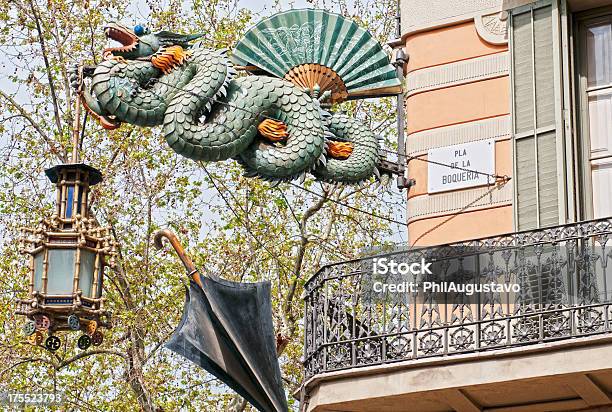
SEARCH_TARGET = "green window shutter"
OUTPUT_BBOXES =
[534,7,556,128]
[511,1,560,230]
[537,131,560,227]
[513,12,535,135]
[516,137,537,229]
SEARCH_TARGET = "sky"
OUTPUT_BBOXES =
[125,0,314,21]
[240,0,313,12]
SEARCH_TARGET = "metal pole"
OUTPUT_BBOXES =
[395,0,404,159]
[393,0,413,190]
[71,66,83,163]
[394,49,409,189]
[396,62,406,164]
[396,0,401,39]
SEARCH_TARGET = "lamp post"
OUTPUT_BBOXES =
[16,83,116,351]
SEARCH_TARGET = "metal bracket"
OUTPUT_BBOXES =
[397,176,416,190]
[378,158,405,176]
[377,159,415,190]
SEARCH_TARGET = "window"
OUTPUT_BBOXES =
[510,1,561,230]
[578,12,612,219]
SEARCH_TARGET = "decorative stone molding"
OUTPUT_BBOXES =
[475,10,509,44]
[407,180,513,221]
[406,115,511,156]
[401,0,503,37]
[399,0,538,39]
[407,52,509,97]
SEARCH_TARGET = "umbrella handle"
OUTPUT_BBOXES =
[153,229,204,288]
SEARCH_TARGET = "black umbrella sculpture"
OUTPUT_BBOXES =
[154,230,288,412]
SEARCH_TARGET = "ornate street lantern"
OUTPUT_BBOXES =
[16,163,116,351]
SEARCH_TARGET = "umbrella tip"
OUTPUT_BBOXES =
[151,229,199,277]
[153,229,172,250]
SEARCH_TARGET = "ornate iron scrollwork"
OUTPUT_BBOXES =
[302,218,612,378]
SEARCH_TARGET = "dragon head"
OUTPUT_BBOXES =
[103,23,203,60]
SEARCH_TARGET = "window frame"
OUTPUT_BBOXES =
[574,6,612,220]
[509,0,566,231]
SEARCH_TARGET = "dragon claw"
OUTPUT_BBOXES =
[318,90,332,103]
[68,64,84,93]
[327,141,353,160]
[151,45,188,74]
[258,119,288,142]
[104,54,127,63]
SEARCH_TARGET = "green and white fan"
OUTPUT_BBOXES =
[232,9,402,103]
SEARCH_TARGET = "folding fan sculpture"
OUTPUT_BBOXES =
[73,9,402,184]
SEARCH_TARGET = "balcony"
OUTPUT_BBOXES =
[301,218,612,412]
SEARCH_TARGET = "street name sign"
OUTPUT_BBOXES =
[427,139,495,193]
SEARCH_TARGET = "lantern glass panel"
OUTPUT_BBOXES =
[66,186,74,218]
[46,249,75,294]
[96,265,104,298]
[78,249,95,297]
[33,251,44,292]
[77,187,84,215]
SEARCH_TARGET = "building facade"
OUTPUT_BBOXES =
[300,1,612,411]
[405,0,612,246]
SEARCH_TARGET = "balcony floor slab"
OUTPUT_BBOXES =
[302,334,612,412]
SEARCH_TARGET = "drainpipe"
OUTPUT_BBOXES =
[395,0,402,39]
[394,49,408,167]
[393,0,413,190]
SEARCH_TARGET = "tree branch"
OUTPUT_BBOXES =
[282,187,331,323]
[29,0,63,137]
[0,357,56,379]
[0,90,65,161]
[57,349,127,369]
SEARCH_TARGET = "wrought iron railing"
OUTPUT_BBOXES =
[302,218,612,378]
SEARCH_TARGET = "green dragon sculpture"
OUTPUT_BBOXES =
[74,17,398,184]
